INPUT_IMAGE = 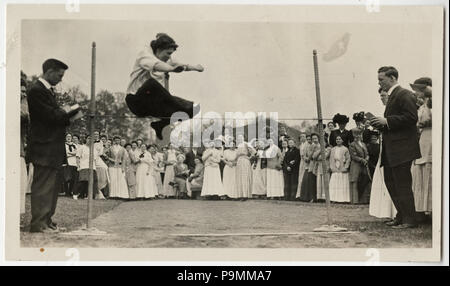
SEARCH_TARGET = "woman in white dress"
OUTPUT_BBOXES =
[235,135,254,199]
[266,139,285,199]
[135,143,158,199]
[201,141,225,198]
[411,85,432,216]
[148,145,164,196]
[251,140,267,198]
[162,144,178,198]
[222,141,238,199]
[328,136,351,203]
[296,133,309,198]
[369,134,397,219]
[108,135,130,199]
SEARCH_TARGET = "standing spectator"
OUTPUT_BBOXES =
[329,113,353,147]
[278,126,290,149]
[282,138,300,201]
[296,133,310,199]
[366,131,381,179]
[235,135,254,200]
[201,140,225,199]
[63,133,78,197]
[108,135,129,199]
[135,143,158,199]
[369,66,421,229]
[124,143,137,200]
[349,128,371,204]
[174,153,190,199]
[353,112,366,130]
[20,79,29,215]
[265,139,284,200]
[410,77,432,221]
[162,143,178,198]
[316,142,332,201]
[299,134,321,202]
[252,140,267,198]
[93,131,108,199]
[324,122,335,145]
[222,141,238,200]
[27,59,80,232]
[329,136,351,203]
[74,134,99,200]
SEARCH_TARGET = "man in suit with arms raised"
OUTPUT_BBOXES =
[27,59,80,233]
[370,66,421,229]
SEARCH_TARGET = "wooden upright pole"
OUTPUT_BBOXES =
[313,50,332,226]
[87,42,96,229]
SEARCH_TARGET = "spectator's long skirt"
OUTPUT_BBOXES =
[109,167,129,199]
[235,157,252,198]
[223,165,238,198]
[201,165,224,196]
[266,168,284,198]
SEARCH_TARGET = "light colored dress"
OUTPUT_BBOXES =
[136,151,158,198]
[223,149,238,198]
[296,142,309,198]
[162,149,177,197]
[151,152,164,195]
[201,148,225,196]
[124,150,137,199]
[329,145,351,202]
[94,142,110,190]
[235,142,253,198]
[108,144,129,199]
[266,144,284,198]
[412,103,432,212]
[369,137,397,219]
[252,150,267,196]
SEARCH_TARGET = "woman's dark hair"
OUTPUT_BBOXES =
[150,33,178,54]
[72,134,80,140]
[124,143,132,148]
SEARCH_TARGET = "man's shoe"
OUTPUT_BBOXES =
[391,223,418,229]
[385,219,401,226]
[41,227,60,234]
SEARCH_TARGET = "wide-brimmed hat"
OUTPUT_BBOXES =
[410,77,432,91]
[332,113,349,124]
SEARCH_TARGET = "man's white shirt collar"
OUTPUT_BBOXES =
[387,83,400,96]
[38,77,52,90]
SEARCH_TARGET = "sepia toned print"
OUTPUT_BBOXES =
[4,3,445,262]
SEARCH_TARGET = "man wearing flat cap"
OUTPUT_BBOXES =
[370,66,421,229]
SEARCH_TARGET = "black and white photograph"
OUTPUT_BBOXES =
[1,2,447,264]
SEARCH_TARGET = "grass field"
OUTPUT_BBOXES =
[20,196,433,249]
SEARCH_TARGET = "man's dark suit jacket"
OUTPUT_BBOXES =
[282,147,301,174]
[27,80,72,168]
[381,86,421,167]
[329,129,354,148]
